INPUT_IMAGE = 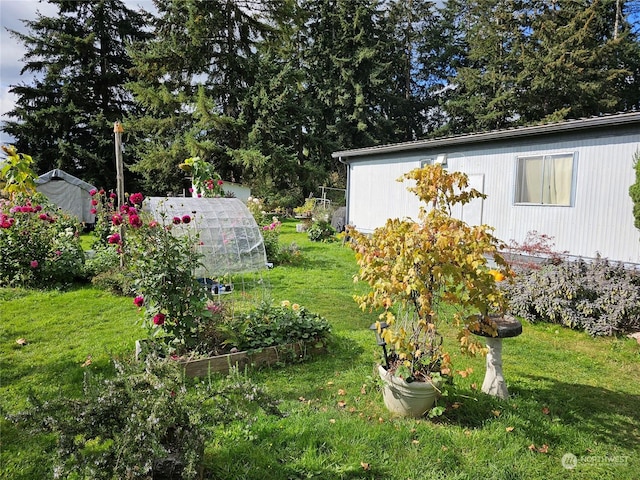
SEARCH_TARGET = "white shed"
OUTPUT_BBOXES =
[36,169,97,224]
[333,112,640,265]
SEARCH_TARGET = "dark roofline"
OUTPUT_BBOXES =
[332,111,640,161]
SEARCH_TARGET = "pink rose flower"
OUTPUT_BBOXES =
[133,296,144,307]
[107,233,121,244]
[30,260,38,268]
[153,313,165,326]
[128,214,142,228]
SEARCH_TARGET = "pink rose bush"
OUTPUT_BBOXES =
[0,195,84,288]
[89,189,210,353]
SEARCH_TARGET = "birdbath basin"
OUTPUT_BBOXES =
[471,315,522,399]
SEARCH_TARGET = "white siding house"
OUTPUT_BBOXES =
[333,112,640,265]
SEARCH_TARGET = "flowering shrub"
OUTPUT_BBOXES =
[87,189,212,352]
[0,194,84,288]
[179,156,224,197]
[246,196,268,225]
[261,216,282,261]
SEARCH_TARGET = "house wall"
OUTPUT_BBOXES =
[346,127,640,264]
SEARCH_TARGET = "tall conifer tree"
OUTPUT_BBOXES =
[3,0,149,189]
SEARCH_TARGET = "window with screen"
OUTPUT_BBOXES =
[515,153,575,206]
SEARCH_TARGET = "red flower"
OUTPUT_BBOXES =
[107,233,121,244]
[217,180,224,186]
[128,214,142,228]
[90,208,97,215]
[91,199,98,206]
[30,260,38,268]
[181,215,191,224]
[153,313,165,326]
[89,188,97,196]
[39,213,48,221]
[111,214,122,226]
[148,220,158,228]
[172,216,181,225]
[133,296,144,307]
[110,192,117,199]
[34,205,42,212]
[129,192,144,205]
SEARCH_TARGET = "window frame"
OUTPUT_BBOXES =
[513,152,577,207]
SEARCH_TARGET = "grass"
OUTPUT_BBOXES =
[1,219,639,479]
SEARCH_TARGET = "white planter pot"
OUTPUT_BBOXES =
[378,365,440,418]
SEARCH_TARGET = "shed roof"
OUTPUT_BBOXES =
[36,169,96,192]
[332,111,640,161]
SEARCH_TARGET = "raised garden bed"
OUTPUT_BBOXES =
[136,340,327,377]
[180,341,326,377]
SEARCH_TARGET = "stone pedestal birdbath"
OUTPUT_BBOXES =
[471,315,522,399]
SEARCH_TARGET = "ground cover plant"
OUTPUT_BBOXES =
[1,220,639,479]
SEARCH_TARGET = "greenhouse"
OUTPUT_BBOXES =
[144,197,267,279]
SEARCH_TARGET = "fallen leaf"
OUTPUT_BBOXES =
[349,407,357,413]
[542,406,550,415]
[298,396,306,402]
[492,410,501,417]
[464,430,471,437]
[337,400,347,408]
[538,444,549,454]
[16,338,27,346]
[412,439,420,445]
[441,445,449,451]
[329,418,336,424]
[338,389,346,396]
[327,381,334,386]
[528,444,537,451]
[451,402,462,409]
[360,462,371,471]
[506,426,515,432]
[470,383,477,391]
[81,356,92,367]
[360,384,367,395]
[378,417,385,423]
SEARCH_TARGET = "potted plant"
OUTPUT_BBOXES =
[348,164,511,417]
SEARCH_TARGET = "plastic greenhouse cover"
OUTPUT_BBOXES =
[144,197,267,278]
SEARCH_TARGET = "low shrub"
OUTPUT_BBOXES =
[228,300,332,351]
[307,219,336,242]
[503,257,640,336]
[5,356,281,480]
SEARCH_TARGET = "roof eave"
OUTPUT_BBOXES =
[332,112,640,161]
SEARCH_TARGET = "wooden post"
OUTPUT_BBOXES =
[114,122,125,267]
[114,121,125,209]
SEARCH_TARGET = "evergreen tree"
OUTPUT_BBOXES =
[441,0,640,133]
[3,0,149,190]
[518,0,640,123]
[126,0,275,195]
[441,0,527,133]
[303,0,397,152]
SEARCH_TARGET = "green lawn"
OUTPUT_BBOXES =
[1,220,639,479]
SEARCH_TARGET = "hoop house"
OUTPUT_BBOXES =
[144,197,267,278]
